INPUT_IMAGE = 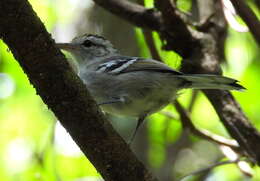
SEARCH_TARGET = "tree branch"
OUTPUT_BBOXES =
[93,0,163,31]
[93,0,199,58]
[229,0,260,44]
[174,101,239,150]
[154,0,199,58]
[0,1,158,181]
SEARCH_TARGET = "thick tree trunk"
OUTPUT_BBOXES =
[0,1,158,180]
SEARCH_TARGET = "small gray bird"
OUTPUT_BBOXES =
[56,34,244,143]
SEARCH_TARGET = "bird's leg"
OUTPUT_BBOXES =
[128,115,147,145]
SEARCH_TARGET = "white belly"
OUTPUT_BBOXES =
[80,70,181,117]
[99,88,178,117]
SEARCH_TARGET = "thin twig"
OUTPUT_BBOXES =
[178,159,240,181]
[142,30,162,61]
[174,100,239,149]
[188,90,199,112]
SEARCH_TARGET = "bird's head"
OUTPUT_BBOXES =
[56,34,118,63]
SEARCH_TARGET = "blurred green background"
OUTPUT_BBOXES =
[0,0,259,180]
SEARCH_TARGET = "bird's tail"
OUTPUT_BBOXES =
[177,74,245,91]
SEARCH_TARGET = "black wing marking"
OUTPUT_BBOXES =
[96,56,183,75]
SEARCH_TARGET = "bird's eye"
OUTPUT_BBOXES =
[82,40,93,47]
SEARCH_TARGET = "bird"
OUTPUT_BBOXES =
[56,34,245,143]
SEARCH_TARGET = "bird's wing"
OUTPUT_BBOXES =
[96,56,183,75]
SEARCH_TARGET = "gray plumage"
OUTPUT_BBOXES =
[56,34,244,140]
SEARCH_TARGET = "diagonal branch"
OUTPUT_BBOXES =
[93,0,163,30]
[178,159,240,181]
[0,1,158,181]
[229,0,260,44]
[174,101,239,149]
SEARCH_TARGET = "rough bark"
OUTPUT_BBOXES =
[0,1,158,181]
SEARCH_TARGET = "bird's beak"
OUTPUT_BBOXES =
[56,43,79,51]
